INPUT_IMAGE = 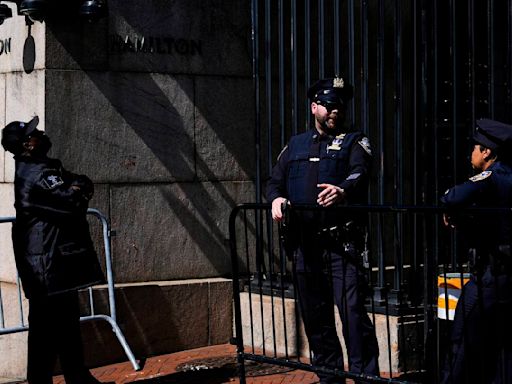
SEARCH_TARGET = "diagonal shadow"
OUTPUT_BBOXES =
[44,11,255,275]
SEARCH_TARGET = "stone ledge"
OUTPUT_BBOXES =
[0,278,234,378]
[237,292,423,375]
[81,278,233,368]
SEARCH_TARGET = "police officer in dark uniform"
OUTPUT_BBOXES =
[267,77,379,383]
[1,117,109,384]
[440,119,512,384]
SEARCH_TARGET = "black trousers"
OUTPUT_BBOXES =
[295,244,380,383]
[27,290,95,384]
[441,266,512,384]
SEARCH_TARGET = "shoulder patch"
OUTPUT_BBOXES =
[469,170,492,182]
[358,137,372,155]
[42,173,64,189]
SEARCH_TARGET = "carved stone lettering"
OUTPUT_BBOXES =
[110,34,202,56]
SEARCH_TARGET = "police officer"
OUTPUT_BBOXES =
[1,117,109,384]
[440,119,512,384]
[267,77,379,383]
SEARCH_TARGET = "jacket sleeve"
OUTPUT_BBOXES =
[339,135,372,198]
[21,167,92,218]
[440,178,490,207]
[266,145,290,203]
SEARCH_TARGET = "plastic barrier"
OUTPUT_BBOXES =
[437,273,470,321]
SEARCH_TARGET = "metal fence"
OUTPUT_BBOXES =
[0,208,140,372]
[251,0,512,207]
[229,203,510,383]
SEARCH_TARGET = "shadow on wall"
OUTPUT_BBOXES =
[78,283,216,365]
[34,0,256,281]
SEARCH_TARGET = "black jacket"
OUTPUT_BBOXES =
[441,161,512,263]
[12,155,104,299]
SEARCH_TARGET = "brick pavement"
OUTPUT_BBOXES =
[12,344,320,384]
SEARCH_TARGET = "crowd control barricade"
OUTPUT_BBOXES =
[229,203,512,384]
[0,208,141,372]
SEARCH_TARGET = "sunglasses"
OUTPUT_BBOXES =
[27,130,47,139]
[316,100,343,112]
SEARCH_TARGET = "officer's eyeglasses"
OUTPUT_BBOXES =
[316,100,343,112]
[27,130,46,139]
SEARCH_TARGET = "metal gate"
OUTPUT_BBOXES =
[230,204,511,383]
[252,0,512,206]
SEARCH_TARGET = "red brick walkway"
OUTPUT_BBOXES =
[49,344,320,384]
[8,344,417,384]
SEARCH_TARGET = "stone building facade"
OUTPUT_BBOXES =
[0,0,254,379]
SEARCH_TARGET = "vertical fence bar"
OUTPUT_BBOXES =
[376,0,386,292]
[229,207,247,384]
[393,0,404,295]
[487,0,494,118]
[509,0,512,122]
[449,0,458,268]
[252,0,261,204]
[468,0,475,126]
[361,0,369,135]
[265,209,278,357]
[279,0,286,149]
[305,0,311,130]
[334,0,341,75]
[291,0,298,136]
[348,0,355,124]
[265,0,272,179]
[449,0,457,184]
[432,8,442,374]
[318,0,325,79]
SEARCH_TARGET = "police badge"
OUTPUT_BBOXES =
[42,173,64,189]
[333,77,344,88]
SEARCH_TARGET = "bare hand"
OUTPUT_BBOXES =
[443,213,455,228]
[271,197,288,221]
[317,184,345,207]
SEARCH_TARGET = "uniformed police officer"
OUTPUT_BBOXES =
[267,77,379,383]
[440,119,512,384]
[1,117,109,384]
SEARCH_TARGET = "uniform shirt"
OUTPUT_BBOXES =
[441,161,512,251]
[266,129,372,205]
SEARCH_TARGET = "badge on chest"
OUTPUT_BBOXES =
[327,133,345,152]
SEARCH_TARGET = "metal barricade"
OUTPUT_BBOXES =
[229,203,512,384]
[0,208,141,372]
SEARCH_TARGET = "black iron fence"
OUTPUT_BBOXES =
[252,0,512,207]
[229,203,511,383]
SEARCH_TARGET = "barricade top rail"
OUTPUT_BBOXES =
[0,208,141,371]
[231,202,512,214]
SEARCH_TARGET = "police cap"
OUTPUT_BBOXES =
[1,116,40,155]
[473,118,512,151]
[307,76,353,106]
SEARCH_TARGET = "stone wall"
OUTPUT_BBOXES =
[0,0,253,379]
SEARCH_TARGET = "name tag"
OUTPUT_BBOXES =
[309,157,320,162]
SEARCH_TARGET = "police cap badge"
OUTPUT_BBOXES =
[307,76,354,106]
